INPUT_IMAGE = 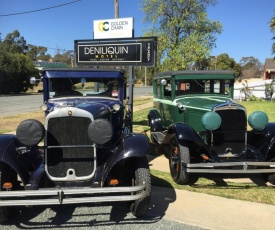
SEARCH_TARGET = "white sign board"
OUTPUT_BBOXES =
[93,17,133,39]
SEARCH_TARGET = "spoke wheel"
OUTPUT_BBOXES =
[169,135,198,185]
[130,157,151,217]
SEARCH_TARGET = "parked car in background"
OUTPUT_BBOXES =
[148,70,275,185]
[0,68,151,222]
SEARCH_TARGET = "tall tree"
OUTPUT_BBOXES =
[141,0,222,72]
[209,53,242,79]
[270,15,275,56]
[26,44,51,61]
[0,30,28,54]
[52,50,74,67]
[239,56,263,79]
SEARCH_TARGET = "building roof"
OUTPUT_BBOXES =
[265,58,275,71]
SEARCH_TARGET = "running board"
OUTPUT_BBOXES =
[185,162,275,174]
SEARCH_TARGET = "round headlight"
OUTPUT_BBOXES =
[40,104,48,111]
[87,119,113,145]
[201,112,221,131]
[113,104,121,111]
[248,111,268,131]
[16,119,45,147]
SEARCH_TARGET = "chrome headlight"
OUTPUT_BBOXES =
[112,103,121,112]
[40,103,48,111]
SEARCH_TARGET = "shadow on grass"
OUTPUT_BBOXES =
[133,120,148,126]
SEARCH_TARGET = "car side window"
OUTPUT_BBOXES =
[155,80,161,98]
[163,80,171,97]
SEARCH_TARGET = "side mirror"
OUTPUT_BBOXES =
[161,79,167,86]
[30,77,38,85]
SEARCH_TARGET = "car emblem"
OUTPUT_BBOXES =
[68,110,72,116]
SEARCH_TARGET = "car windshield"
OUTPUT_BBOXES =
[175,79,231,96]
[48,78,119,99]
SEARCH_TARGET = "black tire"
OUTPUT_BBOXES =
[169,135,198,185]
[130,157,151,217]
[0,163,15,223]
[262,173,275,185]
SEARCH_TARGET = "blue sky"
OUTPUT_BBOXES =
[0,0,274,64]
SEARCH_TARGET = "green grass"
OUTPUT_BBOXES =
[150,169,275,205]
[133,96,152,106]
[239,101,275,121]
[133,108,151,133]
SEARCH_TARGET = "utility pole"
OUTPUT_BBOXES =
[114,0,119,18]
[113,0,133,129]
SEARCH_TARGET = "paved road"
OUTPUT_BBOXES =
[0,86,153,117]
[1,186,205,230]
[0,94,43,117]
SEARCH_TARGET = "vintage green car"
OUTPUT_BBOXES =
[148,70,275,185]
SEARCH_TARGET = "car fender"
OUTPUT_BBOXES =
[163,123,207,147]
[102,133,149,183]
[266,122,275,135]
[161,122,217,160]
[265,123,275,160]
[148,109,163,132]
[0,134,31,185]
[266,137,275,161]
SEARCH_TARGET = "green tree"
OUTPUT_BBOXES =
[0,50,39,93]
[26,44,51,61]
[270,15,275,55]
[141,0,222,72]
[52,50,74,67]
[209,53,242,79]
[239,56,263,79]
[0,30,28,54]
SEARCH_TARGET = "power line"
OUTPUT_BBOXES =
[0,0,81,17]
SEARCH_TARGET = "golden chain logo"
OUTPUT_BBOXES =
[98,21,109,32]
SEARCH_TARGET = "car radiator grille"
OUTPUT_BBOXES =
[46,116,95,180]
[212,110,246,155]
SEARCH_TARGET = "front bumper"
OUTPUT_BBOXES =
[0,184,146,206]
[185,162,275,174]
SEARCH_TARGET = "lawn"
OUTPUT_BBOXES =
[150,169,275,205]
[239,101,275,121]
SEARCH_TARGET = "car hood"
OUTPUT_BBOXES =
[47,97,121,119]
[173,95,237,111]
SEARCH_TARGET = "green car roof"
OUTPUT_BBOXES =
[154,70,235,80]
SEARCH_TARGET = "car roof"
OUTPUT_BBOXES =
[42,68,125,79]
[154,70,235,80]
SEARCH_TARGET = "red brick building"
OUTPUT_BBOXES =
[264,58,275,80]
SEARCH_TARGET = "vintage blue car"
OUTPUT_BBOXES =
[0,68,151,222]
